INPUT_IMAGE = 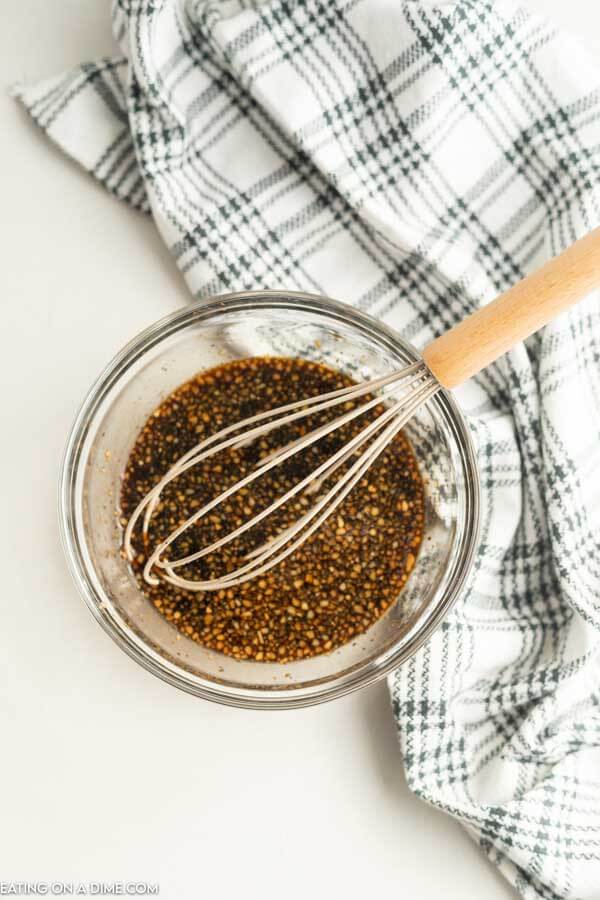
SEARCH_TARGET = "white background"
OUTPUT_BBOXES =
[1,2,598,898]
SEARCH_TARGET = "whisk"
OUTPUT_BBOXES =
[124,227,600,591]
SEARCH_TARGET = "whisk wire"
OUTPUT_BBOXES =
[141,370,426,584]
[151,374,438,591]
[153,366,429,564]
[156,380,421,571]
[124,362,425,560]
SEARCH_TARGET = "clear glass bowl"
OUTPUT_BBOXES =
[59,291,480,709]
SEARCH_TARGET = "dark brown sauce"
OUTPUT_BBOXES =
[120,357,424,663]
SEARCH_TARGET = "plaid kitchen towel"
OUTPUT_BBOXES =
[15,0,600,896]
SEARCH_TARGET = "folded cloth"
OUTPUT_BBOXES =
[16,1,600,895]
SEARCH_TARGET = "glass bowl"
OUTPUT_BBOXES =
[59,291,480,709]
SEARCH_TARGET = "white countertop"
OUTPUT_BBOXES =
[2,2,597,897]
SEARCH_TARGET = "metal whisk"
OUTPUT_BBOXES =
[124,227,600,591]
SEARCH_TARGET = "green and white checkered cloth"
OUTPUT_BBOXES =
[15,0,600,895]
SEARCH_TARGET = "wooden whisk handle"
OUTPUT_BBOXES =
[422,225,600,389]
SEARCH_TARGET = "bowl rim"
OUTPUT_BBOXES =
[58,290,481,709]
